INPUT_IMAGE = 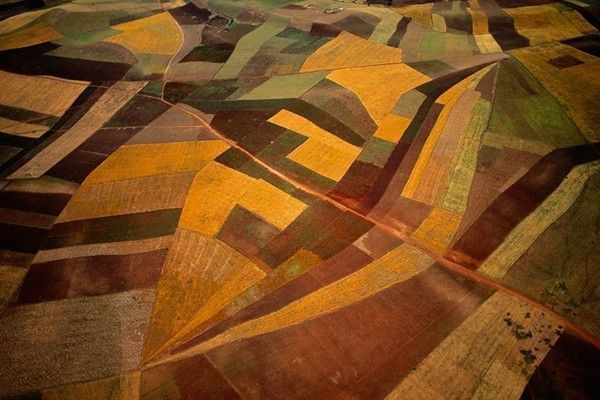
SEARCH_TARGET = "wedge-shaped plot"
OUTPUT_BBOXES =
[156,243,433,363]
[105,12,182,55]
[0,117,48,138]
[327,64,430,125]
[143,230,266,361]
[301,31,403,72]
[57,171,197,223]
[85,140,229,184]
[0,23,63,51]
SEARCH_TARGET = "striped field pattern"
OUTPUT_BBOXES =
[0,0,598,399]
